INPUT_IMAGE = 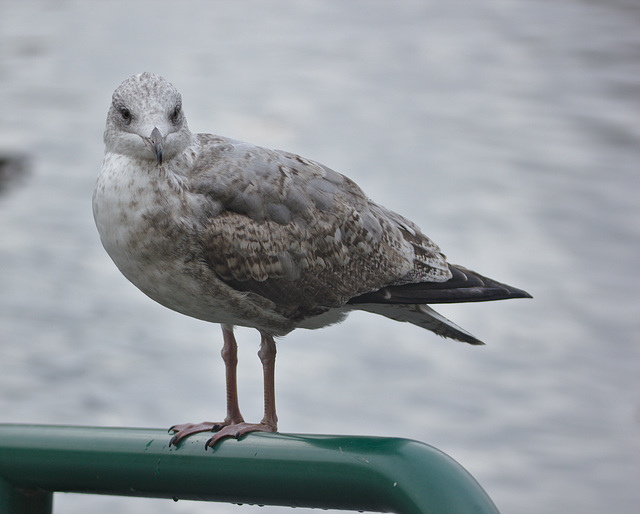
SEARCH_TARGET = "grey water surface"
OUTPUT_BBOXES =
[1,1,639,513]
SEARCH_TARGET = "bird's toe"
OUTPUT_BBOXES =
[205,422,277,449]
[168,421,225,446]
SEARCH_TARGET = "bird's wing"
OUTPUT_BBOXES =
[188,134,451,320]
[349,264,533,305]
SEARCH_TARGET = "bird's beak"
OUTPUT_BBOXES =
[149,127,164,165]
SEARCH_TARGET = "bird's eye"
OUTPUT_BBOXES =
[120,107,132,124]
[170,105,182,124]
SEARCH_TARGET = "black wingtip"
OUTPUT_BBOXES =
[445,264,533,302]
[348,264,532,305]
[489,282,532,301]
[507,287,533,300]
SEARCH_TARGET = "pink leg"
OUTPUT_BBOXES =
[220,325,245,425]
[258,332,278,428]
[204,332,278,448]
[169,325,244,445]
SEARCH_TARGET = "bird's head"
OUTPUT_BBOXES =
[104,72,193,165]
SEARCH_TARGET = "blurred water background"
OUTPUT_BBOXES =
[1,1,639,513]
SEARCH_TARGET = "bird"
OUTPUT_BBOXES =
[93,72,531,449]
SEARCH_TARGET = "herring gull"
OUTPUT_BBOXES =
[93,72,531,448]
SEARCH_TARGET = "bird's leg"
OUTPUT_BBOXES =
[204,332,278,449]
[169,325,244,446]
[220,325,245,425]
[258,332,278,428]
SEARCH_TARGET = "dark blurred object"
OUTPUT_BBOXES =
[0,153,29,196]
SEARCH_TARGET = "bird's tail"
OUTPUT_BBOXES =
[355,303,484,345]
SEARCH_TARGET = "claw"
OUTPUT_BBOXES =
[168,421,225,446]
[204,422,276,449]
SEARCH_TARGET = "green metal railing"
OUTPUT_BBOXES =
[0,424,499,513]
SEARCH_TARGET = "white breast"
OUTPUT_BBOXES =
[92,152,294,335]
